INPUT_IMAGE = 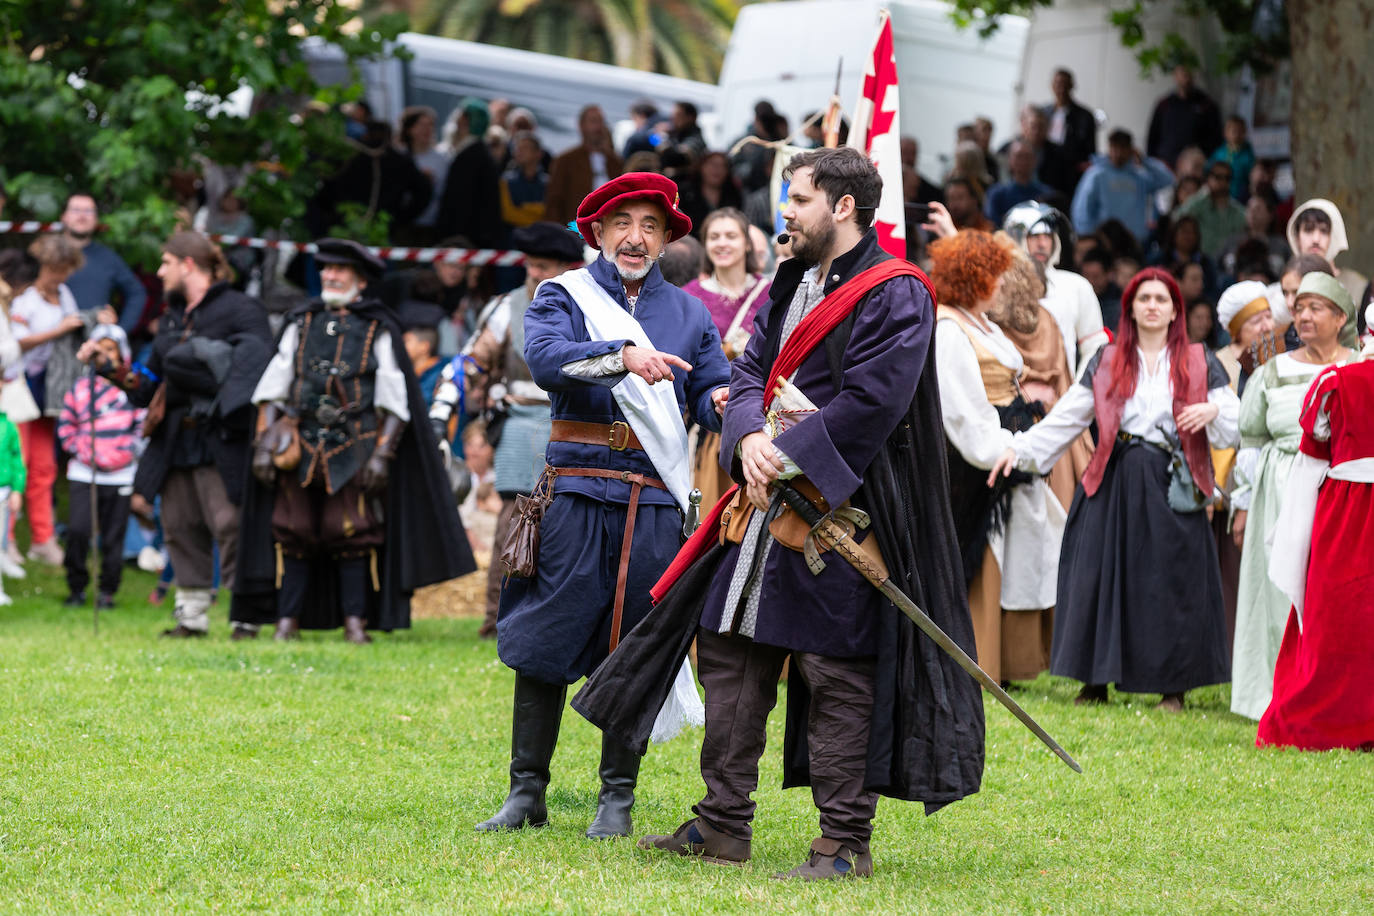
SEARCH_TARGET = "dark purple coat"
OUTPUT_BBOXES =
[697,237,933,658]
[575,230,985,811]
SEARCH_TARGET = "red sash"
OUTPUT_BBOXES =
[650,258,934,602]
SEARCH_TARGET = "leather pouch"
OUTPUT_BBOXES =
[719,486,754,545]
[501,467,555,577]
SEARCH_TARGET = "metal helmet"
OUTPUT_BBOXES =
[1002,201,1070,244]
[1002,201,1074,268]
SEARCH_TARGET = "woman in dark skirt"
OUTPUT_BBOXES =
[989,267,1241,710]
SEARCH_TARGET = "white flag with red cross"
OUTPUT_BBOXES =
[847,9,905,259]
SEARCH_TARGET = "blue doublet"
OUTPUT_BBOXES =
[497,256,731,684]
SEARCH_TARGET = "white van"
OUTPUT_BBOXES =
[308,34,722,156]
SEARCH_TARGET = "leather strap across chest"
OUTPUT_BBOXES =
[549,466,667,653]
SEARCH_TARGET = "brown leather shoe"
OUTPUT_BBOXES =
[1156,692,1185,712]
[343,615,372,645]
[773,838,873,880]
[274,617,300,641]
[637,818,750,866]
[160,624,207,639]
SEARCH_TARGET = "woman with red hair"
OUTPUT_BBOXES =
[931,230,1063,687]
[989,267,1240,710]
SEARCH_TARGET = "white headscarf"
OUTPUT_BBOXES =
[1286,198,1350,263]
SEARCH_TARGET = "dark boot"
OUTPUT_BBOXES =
[278,555,311,620]
[274,617,300,641]
[337,557,373,645]
[773,838,873,881]
[638,817,751,865]
[585,733,642,839]
[476,674,566,831]
[1074,683,1109,705]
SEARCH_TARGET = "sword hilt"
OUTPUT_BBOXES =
[776,482,824,526]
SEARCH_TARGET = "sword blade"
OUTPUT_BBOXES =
[776,482,1082,773]
[875,577,1083,774]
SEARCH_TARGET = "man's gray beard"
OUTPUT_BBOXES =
[606,251,651,281]
[321,287,358,306]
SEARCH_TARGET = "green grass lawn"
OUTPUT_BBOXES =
[1,560,1371,914]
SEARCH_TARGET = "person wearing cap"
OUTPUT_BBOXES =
[436,98,503,249]
[477,174,729,840]
[1228,272,1359,720]
[78,231,274,638]
[1209,280,1282,650]
[58,324,143,609]
[1002,202,1108,378]
[429,222,584,639]
[234,238,474,644]
[1286,199,1369,310]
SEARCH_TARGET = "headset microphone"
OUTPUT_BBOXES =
[775,232,791,245]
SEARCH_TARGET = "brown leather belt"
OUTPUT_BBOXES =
[551,465,667,653]
[550,419,643,452]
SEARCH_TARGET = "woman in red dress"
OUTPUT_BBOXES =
[1259,352,1374,750]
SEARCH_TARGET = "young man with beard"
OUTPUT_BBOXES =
[477,174,730,839]
[577,148,984,880]
[235,239,473,643]
[78,231,273,638]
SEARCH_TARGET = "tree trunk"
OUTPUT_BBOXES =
[1287,0,1374,280]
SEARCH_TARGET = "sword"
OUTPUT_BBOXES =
[775,482,1083,774]
[682,488,702,539]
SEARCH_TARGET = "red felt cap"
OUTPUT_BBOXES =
[574,172,693,249]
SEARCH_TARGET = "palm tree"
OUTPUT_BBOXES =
[369,0,739,83]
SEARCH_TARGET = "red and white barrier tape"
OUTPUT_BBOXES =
[0,222,528,267]
[0,221,64,233]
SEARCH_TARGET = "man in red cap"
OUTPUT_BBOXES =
[476,173,730,839]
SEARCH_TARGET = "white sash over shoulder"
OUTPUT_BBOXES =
[546,268,692,512]
[545,267,704,742]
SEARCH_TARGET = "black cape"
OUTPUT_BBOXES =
[230,296,477,630]
[129,283,275,507]
[573,245,985,814]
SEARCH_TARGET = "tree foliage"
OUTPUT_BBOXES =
[0,0,408,266]
[947,0,1290,76]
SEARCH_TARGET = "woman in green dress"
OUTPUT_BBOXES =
[1230,272,1359,720]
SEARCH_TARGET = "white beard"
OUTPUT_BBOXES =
[321,286,359,306]
[605,251,652,281]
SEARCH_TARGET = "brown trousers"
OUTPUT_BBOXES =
[162,466,240,589]
[271,477,384,557]
[692,629,879,854]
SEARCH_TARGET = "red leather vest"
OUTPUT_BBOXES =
[1081,343,1215,498]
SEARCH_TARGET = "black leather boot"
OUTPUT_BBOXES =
[585,732,642,839]
[337,556,373,645]
[276,556,310,639]
[476,674,566,831]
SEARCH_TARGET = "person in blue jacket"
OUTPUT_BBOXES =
[478,172,730,840]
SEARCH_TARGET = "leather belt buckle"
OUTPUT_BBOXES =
[608,420,632,451]
[620,470,633,483]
